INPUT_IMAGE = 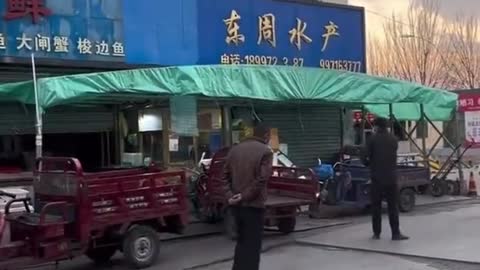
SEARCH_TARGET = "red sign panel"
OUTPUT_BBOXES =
[353,111,375,123]
[4,0,51,24]
[458,93,480,112]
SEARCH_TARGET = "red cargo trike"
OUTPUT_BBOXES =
[0,157,188,269]
[193,148,319,238]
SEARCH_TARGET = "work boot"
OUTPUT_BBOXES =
[372,234,380,240]
[392,234,409,241]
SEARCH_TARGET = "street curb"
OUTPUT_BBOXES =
[295,241,480,266]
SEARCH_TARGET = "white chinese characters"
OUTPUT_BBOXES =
[77,38,93,54]
[53,36,69,53]
[4,33,124,57]
[0,34,7,50]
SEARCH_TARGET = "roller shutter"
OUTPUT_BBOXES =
[0,104,113,135]
[0,65,118,135]
[256,104,342,167]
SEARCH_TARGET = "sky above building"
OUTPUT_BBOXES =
[349,0,480,37]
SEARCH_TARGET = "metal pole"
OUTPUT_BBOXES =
[454,111,466,193]
[222,105,232,147]
[420,105,427,156]
[361,106,366,144]
[388,104,394,133]
[420,104,428,168]
[31,53,43,159]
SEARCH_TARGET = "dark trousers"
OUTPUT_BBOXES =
[371,183,400,236]
[232,206,265,270]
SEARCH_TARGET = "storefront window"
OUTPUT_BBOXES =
[121,106,225,168]
[195,108,223,160]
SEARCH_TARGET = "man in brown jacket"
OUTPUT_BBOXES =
[223,123,273,270]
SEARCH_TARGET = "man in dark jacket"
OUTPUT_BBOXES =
[222,123,273,270]
[363,117,409,241]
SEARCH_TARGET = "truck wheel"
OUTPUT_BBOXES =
[86,246,117,265]
[429,178,446,197]
[224,208,238,240]
[277,217,296,234]
[399,188,415,213]
[123,225,160,269]
[446,180,460,196]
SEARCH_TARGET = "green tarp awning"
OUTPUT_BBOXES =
[0,65,458,120]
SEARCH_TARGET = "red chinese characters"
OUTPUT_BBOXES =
[4,0,52,24]
[458,93,480,112]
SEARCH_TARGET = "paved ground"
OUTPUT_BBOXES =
[27,199,480,270]
[415,195,471,207]
[201,245,474,270]
[298,200,480,264]
[35,217,345,270]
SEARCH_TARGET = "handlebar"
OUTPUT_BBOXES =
[38,201,69,225]
[5,198,31,215]
[0,191,16,199]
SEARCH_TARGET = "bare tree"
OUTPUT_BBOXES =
[449,15,480,89]
[367,35,394,77]
[368,0,454,88]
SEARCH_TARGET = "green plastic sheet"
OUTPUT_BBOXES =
[0,65,457,120]
[0,80,35,104]
[365,104,454,121]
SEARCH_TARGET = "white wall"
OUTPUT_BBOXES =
[398,121,444,155]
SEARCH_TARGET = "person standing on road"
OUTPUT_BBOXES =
[362,117,409,241]
[222,123,273,270]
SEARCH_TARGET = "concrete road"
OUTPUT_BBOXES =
[32,200,480,270]
[299,200,480,264]
[201,245,447,270]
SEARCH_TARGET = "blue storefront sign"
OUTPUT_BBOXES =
[123,0,366,72]
[0,0,124,62]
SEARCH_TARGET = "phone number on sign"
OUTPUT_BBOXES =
[221,54,305,67]
[319,59,363,73]
[220,54,363,72]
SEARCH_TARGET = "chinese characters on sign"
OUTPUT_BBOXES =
[4,0,51,24]
[220,54,362,71]
[220,9,353,70]
[221,53,305,67]
[459,93,480,147]
[289,18,312,50]
[2,33,125,57]
[458,95,480,112]
[224,10,245,46]
[258,13,276,47]
[465,111,480,145]
[322,21,340,52]
[223,10,340,52]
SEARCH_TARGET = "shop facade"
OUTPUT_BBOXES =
[0,0,130,171]
[122,0,366,167]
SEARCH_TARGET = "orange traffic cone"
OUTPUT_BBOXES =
[468,171,477,196]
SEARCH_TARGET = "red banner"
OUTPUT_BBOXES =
[458,93,480,112]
